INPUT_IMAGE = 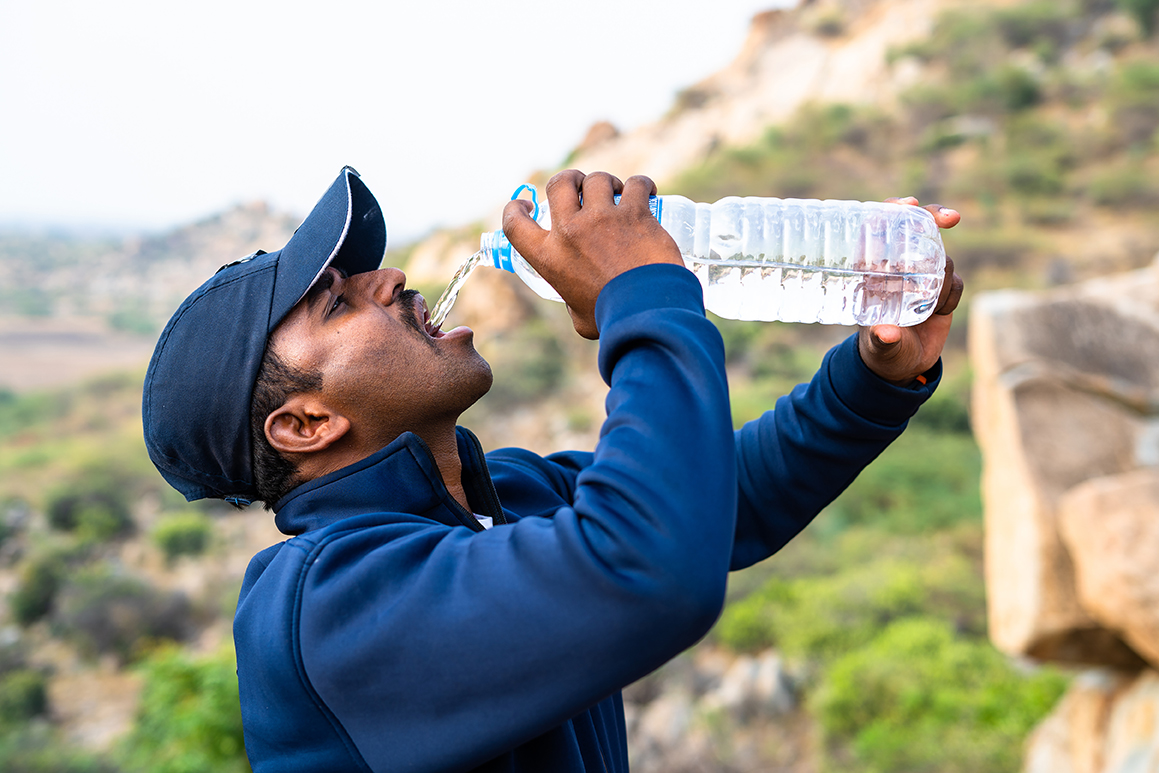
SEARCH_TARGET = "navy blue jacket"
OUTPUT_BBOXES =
[233,264,937,772]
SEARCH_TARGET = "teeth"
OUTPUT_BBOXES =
[422,312,439,338]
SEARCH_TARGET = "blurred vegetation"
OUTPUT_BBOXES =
[116,646,248,773]
[476,316,568,409]
[0,370,240,769]
[1118,0,1159,36]
[53,566,192,664]
[152,512,213,564]
[815,619,1068,773]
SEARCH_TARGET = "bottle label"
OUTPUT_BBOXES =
[611,194,663,221]
[496,238,514,273]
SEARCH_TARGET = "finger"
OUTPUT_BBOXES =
[936,271,965,316]
[923,203,961,229]
[621,175,658,214]
[868,324,903,347]
[885,196,920,206]
[502,198,548,258]
[580,171,620,206]
[545,169,584,218]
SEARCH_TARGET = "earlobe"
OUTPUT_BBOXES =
[265,396,351,456]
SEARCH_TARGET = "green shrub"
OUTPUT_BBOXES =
[1087,163,1159,206]
[993,1,1076,52]
[1117,0,1159,35]
[901,86,959,135]
[118,646,248,773]
[0,670,48,725]
[1109,61,1159,146]
[0,725,119,773]
[940,229,1038,272]
[1005,151,1067,196]
[822,425,983,535]
[715,539,986,658]
[0,287,55,318]
[44,468,135,542]
[9,550,71,626]
[0,390,72,441]
[964,65,1043,114]
[672,104,892,203]
[813,618,1068,773]
[52,567,191,663]
[152,512,212,564]
[479,317,566,409]
[926,10,1006,79]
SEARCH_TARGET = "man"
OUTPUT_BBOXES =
[143,166,962,772]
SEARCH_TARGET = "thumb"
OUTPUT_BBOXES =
[869,324,902,348]
[502,199,547,260]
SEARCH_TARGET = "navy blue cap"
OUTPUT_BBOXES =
[142,167,386,504]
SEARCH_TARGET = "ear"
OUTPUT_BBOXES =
[264,394,351,456]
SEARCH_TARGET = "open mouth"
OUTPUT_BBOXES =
[419,295,444,339]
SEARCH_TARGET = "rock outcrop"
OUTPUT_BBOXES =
[971,258,1159,771]
[1060,470,1159,671]
[624,647,805,773]
[1024,670,1159,773]
[569,0,953,187]
[970,259,1159,668]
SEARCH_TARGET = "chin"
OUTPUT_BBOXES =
[451,355,493,413]
[473,361,495,399]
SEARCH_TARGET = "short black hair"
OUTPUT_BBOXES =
[248,346,323,508]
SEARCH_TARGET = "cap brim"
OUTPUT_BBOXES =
[268,166,387,335]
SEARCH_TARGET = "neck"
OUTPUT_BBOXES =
[297,422,471,513]
[420,427,470,513]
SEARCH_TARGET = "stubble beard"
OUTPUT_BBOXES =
[397,289,493,407]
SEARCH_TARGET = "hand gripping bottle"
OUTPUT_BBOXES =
[479,185,947,327]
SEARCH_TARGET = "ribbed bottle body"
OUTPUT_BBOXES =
[658,196,945,326]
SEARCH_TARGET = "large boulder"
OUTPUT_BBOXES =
[1024,669,1159,773]
[1060,470,1159,669]
[970,260,1159,667]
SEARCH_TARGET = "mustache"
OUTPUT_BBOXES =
[397,289,428,336]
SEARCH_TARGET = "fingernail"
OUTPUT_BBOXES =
[939,207,956,216]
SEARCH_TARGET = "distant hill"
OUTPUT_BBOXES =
[0,203,300,390]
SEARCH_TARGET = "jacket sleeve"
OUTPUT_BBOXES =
[296,264,737,773]
[728,334,939,570]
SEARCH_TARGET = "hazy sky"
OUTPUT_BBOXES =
[1,0,793,245]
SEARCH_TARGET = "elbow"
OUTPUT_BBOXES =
[689,573,729,639]
[654,562,729,645]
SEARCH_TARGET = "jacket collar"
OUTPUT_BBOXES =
[271,426,505,536]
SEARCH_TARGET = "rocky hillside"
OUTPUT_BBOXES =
[569,0,954,183]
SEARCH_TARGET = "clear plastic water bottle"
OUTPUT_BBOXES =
[479,187,947,327]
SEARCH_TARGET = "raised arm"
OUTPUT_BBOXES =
[730,199,964,568]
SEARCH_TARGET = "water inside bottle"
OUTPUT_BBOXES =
[688,251,939,326]
[429,249,486,330]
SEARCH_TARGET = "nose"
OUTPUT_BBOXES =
[352,267,406,305]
